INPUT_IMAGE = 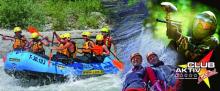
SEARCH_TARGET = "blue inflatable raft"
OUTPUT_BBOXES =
[4,51,119,80]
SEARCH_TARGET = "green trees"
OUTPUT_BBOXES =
[0,0,106,31]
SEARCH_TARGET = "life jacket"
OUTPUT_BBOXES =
[151,61,177,89]
[13,35,26,49]
[57,43,70,57]
[30,39,44,54]
[92,45,104,56]
[82,40,94,53]
[103,36,112,50]
[123,66,147,90]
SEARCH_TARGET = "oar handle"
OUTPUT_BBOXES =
[77,48,101,50]
[48,32,55,67]
[71,36,96,40]
[0,34,15,39]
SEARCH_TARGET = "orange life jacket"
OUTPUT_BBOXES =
[93,45,104,56]
[13,36,26,49]
[103,36,112,49]
[30,40,44,53]
[57,43,70,57]
[82,40,94,53]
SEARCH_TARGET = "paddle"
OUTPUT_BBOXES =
[27,26,42,36]
[0,34,15,39]
[77,47,102,50]
[71,36,96,40]
[48,32,55,67]
[109,50,124,71]
[106,27,124,71]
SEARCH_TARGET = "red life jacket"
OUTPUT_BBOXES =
[92,45,104,56]
[103,36,112,49]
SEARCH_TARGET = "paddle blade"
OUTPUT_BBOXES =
[48,53,53,67]
[27,26,40,35]
[112,59,124,71]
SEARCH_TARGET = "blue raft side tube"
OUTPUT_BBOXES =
[4,51,119,77]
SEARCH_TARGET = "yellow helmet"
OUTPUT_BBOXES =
[59,34,65,39]
[81,31,91,37]
[13,27,22,32]
[63,33,71,39]
[101,27,109,33]
[31,32,39,39]
[96,34,104,41]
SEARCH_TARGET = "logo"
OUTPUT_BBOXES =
[9,58,20,62]
[176,50,218,88]
[57,65,66,70]
[82,70,104,75]
[29,54,46,65]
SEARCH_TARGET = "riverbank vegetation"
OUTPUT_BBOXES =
[0,0,107,31]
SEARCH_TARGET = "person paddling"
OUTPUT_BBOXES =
[51,33,76,63]
[2,27,27,51]
[77,31,95,63]
[92,34,110,63]
[28,32,49,56]
[100,26,117,56]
